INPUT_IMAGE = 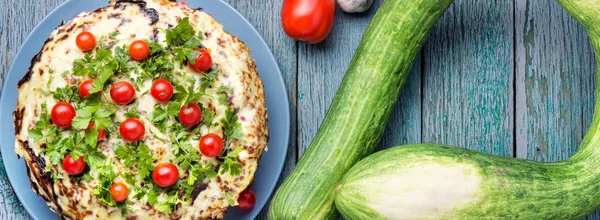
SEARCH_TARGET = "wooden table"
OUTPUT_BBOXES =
[1,0,599,219]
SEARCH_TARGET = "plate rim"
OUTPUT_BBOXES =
[0,0,290,219]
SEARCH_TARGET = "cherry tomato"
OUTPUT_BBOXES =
[176,1,187,7]
[110,182,129,202]
[152,163,179,187]
[62,154,86,175]
[76,31,96,51]
[179,103,202,127]
[87,122,107,142]
[119,118,145,142]
[237,188,256,210]
[187,48,212,72]
[78,79,96,98]
[199,133,223,157]
[281,0,335,44]
[150,79,174,102]
[110,81,136,105]
[129,40,150,61]
[51,102,76,128]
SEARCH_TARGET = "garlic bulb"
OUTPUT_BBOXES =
[337,0,373,13]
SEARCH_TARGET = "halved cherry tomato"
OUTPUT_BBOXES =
[63,154,86,175]
[78,79,96,98]
[188,48,212,73]
[129,40,150,61]
[199,133,223,157]
[179,103,202,127]
[281,0,335,44]
[150,79,174,102]
[119,118,145,142]
[51,102,76,128]
[237,188,256,210]
[76,31,96,51]
[176,1,188,7]
[152,163,179,187]
[87,122,107,142]
[110,182,129,202]
[110,81,136,105]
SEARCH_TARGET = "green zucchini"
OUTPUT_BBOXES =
[268,0,453,219]
[335,0,600,219]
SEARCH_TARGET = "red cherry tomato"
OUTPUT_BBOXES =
[62,154,86,175]
[187,48,212,72]
[199,133,224,157]
[150,79,174,102]
[78,79,97,98]
[110,81,136,105]
[129,40,150,61]
[51,102,76,128]
[110,182,129,202]
[119,118,145,142]
[76,31,96,51]
[281,0,335,44]
[179,103,202,127]
[237,188,256,210]
[176,1,187,7]
[152,163,179,187]
[87,122,107,142]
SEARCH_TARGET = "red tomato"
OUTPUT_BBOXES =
[62,154,86,175]
[119,118,145,142]
[110,81,136,105]
[179,103,202,127]
[187,48,212,72]
[237,188,256,210]
[78,79,97,98]
[281,0,335,44]
[199,133,223,157]
[152,163,179,187]
[129,40,150,61]
[87,122,107,142]
[176,1,187,7]
[51,102,76,128]
[150,79,174,102]
[76,31,96,51]
[110,182,129,202]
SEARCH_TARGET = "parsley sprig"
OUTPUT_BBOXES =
[165,17,204,65]
[219,147,243,176]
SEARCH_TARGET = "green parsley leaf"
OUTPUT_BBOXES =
[140,42,174,76]
[157,192,182,214]
[28,129,44,142]
[52,85,81,103]
[124,108,140,118]
[137,142,154,179]
[223,191,235,206]
[115,144,136,167]
[165,17,196,46]
[216,85,230,105]
[220,108,243,141]
[219,146,243,176]
[93,160,117,206]
[201,107,215,127]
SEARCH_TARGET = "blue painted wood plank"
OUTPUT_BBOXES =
[221,0,298,219]
[422,0,514,156]
[515,0,598,219]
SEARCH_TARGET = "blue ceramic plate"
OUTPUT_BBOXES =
[0,0,289,219]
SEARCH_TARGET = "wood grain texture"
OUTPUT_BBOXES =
[422,0,514,156]
[220,0,297,219]
[515,0,594,161]
[515,0,599,218]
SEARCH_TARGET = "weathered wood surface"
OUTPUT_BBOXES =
[1,0,599,219]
